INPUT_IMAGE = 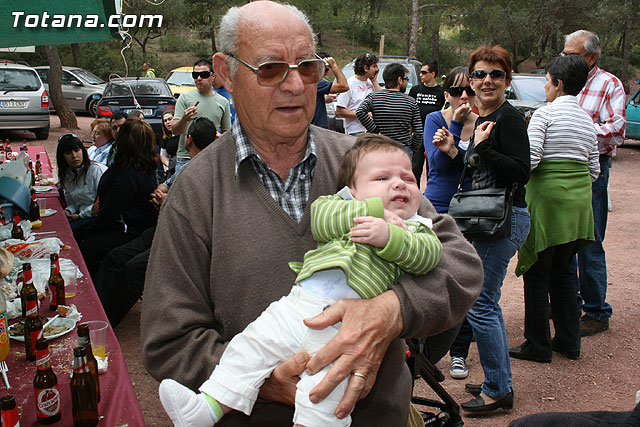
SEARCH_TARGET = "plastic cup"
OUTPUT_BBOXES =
[60,265,77,298]
[81,320,108,360]
[37,198,47,215]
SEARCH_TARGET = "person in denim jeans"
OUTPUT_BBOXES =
[435,45,531,414]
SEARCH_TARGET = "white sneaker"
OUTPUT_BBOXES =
[449,356,469,379]
[159,379,216,427]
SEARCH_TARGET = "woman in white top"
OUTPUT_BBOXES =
[57,133,106,240]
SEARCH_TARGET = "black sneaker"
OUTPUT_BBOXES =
[580,315,609,336]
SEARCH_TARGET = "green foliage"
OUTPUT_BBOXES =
[160,35,190,52]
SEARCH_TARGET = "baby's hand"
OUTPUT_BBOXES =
[384,209,408,230]
[350,216,390,248]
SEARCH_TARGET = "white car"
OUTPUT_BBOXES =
[34,66,106,117]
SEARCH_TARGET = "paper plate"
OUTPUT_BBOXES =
[9,317,76,341]
[40,208,57,217]
[34,186,55,193]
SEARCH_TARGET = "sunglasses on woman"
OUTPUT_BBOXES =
[227,53,325,87]
[447,86,476,97]
[471,69,507,80]
[192,70,213,79]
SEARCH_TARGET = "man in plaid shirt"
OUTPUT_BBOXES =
[563,30,626,337]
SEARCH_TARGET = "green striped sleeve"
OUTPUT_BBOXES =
[311,195,384,243]
[376,223,442,275]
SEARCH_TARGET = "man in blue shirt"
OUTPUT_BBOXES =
[312,52,349,129]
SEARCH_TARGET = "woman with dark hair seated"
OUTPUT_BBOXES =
[57,134,107,240]
[509,55,599,363]
[80,119,159,278]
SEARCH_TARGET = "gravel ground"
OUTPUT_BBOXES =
[6,115,639,426]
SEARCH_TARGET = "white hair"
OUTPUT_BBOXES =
[565,30,601,57]
[217,3,316,77]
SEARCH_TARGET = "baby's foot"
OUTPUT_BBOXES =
[159,379,217,426]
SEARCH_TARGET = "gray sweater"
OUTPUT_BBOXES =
[141,125,482,426]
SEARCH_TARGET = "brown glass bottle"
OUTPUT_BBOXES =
[70,347,98,426]
[0,395,20,427]
[20,263,36,319]
[77,324,100,402]
[11,215,24,240]
[48,254,65,310]
[35,154,43,176]
[33,338,61,424]
[30,189,40,221]
[24,273,43,361]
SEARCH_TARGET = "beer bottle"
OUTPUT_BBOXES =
[48,254,65,310]
[29,162,36,187]
[70,347,98,426]
[20,263,36,319]
[5,141,11,160]
[77,325,100,402]
[11,215,24,240]
[23,265,43,361]
[0,395,20,427]
[30,189,41,222]
[35,154,43,176]
[33,338,61,424]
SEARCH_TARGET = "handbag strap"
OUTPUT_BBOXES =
[455,134,475,193]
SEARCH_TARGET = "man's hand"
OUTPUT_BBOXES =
[182,104,199,122]
[350,216,389,248]
[303,291,403,419]
[258,352,309,405]
[150,185,168,210]
[64,209,80,222]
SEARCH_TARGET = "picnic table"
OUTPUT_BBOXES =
[1,148,145,426]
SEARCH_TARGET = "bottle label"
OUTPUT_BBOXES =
[0,309,7,345]
[36,348,51,369]
[1,409,20,426]
[73,360,87,374]
[35,385,61,417]
[25,299,38,317]
[29,329,41,353]
[50,284,57,306]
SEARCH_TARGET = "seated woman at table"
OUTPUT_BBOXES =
[57,134,107,240]
[88,119,113,166]
[80,119,159,278]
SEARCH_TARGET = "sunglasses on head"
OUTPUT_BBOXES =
[447,86,476,97]
[471,69,507,80]
[228,53,325,87]
[58,133,78,143]
[192,70,213,79]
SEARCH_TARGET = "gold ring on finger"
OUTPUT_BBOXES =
[352,372,367,381]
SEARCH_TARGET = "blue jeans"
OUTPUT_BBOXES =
[174,156,190,175]
[576,156,612,322]
[467,206,530,398]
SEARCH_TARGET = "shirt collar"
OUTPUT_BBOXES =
[233,120,317,177]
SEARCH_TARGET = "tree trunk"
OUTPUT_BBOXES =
[209,28,217,53]
[408,0,419,58]
[44,45,78,130]
[71,44,80,67]
[621,0,632,94]
[431,26,440,64]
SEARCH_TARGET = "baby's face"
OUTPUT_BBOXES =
[349,148,421,220]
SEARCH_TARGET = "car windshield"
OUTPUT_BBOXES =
[512,77,546,101]
[73,69,104,85]
[166,71,195,87]
[104,80,172,97]
[0,69,41,91]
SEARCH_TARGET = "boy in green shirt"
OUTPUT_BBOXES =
[159,134,442,427]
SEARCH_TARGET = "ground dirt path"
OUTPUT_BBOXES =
[13,115,639,426]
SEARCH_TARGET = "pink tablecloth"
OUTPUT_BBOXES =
[2,196,145,426]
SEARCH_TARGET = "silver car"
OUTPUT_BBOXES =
[0,62,50,140]
[34,66,106,117]
[506,74,547,125]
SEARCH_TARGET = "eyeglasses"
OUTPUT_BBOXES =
[402,77,409,81]
[447,86,476,97]
[471,69,507,80]
[58,133,78,143]
[227,53,325,87]
[192,70,213,79]
[420,70,432,75]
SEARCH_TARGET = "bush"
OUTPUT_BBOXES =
[160,34,190,52]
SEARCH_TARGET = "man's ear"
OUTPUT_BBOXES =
[213,52,233,93]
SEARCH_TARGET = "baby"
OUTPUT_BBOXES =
[159,134,443,427]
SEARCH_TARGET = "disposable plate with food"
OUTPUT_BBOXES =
[8,317,76,341]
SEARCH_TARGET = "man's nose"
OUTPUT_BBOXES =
[279,68,305,94]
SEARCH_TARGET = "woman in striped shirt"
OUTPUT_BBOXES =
[512,55,599,364]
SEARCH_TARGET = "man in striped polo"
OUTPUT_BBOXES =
[355,63,423,157]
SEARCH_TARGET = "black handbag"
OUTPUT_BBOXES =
[448,143,515,241]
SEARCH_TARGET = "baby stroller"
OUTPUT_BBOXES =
[406,338,464,427]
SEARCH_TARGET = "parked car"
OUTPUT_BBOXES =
[506,73,547,125]
[0,62,50,140]
[625,81,640,140]
[34,66,106,117]
[166,66,194,98]
[96,77,175,137]
[328,56,422,133]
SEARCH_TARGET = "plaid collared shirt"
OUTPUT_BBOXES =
[577,65,626,157]
[234,121,317,222]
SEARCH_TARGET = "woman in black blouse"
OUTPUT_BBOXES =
[80,119,159,278]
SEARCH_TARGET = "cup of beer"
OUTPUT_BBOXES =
[60,264,78,298]
[81,320,108,360]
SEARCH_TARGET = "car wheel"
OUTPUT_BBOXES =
[34,126,50,140]
[88,98,99,117]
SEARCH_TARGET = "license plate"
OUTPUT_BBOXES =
[125,108,153,116]
[0,100,27,109]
